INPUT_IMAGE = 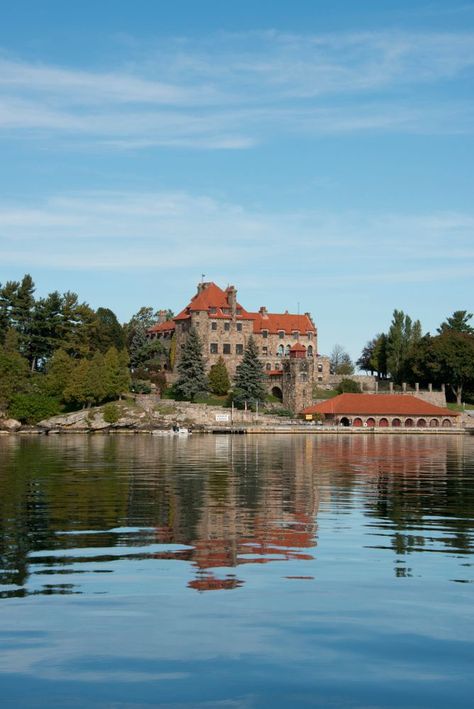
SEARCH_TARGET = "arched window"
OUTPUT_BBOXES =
[442,418,452,428]
[266,362,271,370]
[417,418,427,428]
[429,419,439,428]
[307,345,313,357]
[285,344,291,356]
[366,417,375,427]
[379,418,389,427]
[404,418,413,427]
[277,345,284,357]
[392,418,401,427]
[353,417,363,427]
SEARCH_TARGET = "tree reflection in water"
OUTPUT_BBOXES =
[0,433,473,596]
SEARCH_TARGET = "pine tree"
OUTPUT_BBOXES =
[95,308,126,353]
[232,336,266,409]
[104,347,131,400]
[0,330,30,411]
[208,356,231,395]
[64,352,108,408]
[174,328,208,401]
[44,348,76,399]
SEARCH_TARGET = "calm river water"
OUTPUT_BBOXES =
[1,433,473,708]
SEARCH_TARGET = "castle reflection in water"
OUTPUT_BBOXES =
[0,433,471,595]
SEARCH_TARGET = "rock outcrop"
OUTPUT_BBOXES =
[0,418,22,432]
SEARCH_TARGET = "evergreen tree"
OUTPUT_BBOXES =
[58,293,97,358]
[438,311,474,335]
[104,347,131,399]
[174,328,208,401]
[95,308,126,353]
[64,352,108,408]
[44,348,76,399]
[0,330,30,411]
[208,356,231,395]
[232,336,266,409]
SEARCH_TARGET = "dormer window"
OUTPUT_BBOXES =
[307,332,313,340]
[292,331,299,340]
[278,330,285,339]
[209,307,217,314]
[262,329,268,339]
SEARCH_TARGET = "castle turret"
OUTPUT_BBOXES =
[282,344,314,414]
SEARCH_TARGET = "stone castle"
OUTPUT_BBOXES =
[147,281,330,411]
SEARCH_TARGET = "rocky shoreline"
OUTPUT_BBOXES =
[1,396,472,435]
[0,397,286,434]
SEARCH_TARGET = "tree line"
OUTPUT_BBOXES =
[0,275,172,422]
[357,310,474,404]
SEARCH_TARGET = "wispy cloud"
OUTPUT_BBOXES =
[0,29,473,148]
[1,190,472,284]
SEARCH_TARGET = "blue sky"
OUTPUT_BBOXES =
[0,0,473,359]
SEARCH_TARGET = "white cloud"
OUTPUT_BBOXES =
[0,30,473,148]
[0,191,473,287]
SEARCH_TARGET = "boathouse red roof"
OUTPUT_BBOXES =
[302,393,459,417]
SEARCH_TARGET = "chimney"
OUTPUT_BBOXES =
[259,306,268,318]
[226,285,237,317]
[157,310,168,324]
[197,281,210,295]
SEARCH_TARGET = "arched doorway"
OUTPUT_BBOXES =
[379,418,389,427]
[340,417,351,427]
[392,418,401,427]
[442,418,452,428]
[417,418,427,428]
[353,417,363,427]
[430,419,439,428]
[366,417,375,427]
[404,418,414,427]
[271,386,283,402]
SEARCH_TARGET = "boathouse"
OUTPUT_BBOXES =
[301,393,461,428]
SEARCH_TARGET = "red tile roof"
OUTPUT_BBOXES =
[302,393,459,417]
[149,282,316,334]
[290,342,307,352]
[250,312,315,335]
[148,319,175,334]
[174,282,253,321]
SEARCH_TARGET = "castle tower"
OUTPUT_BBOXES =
[282,343,314,414]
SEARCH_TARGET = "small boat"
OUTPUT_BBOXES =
[173,426,191,435]
[152,427,191,436]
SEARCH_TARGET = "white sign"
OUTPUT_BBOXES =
[215,413,230,422]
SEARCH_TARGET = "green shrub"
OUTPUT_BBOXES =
[131,380,152,394]
[9,394,61,424]
[336,378,361,394]
[265,408,293,418]
[102,402,120,424]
